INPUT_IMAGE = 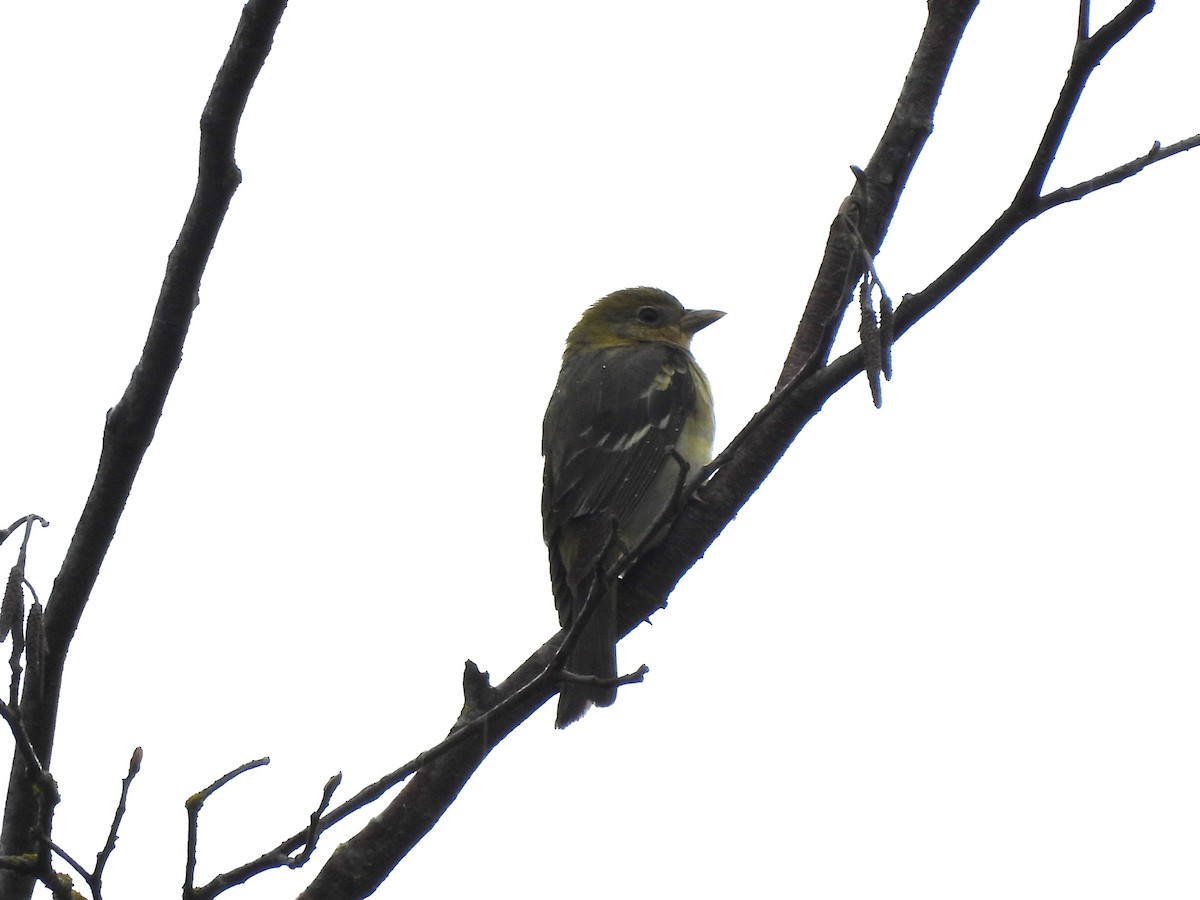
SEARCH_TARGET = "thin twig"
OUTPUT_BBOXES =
[1018,0,1153,201]
[1036,135,1200,212]
[895,4,1176,340]
[0,702,48,791]
[90,746,143,898]
[0,1,291,885]
[197,583,628,899]
[43,838,90,894]
[0,532,62,900]
[841,194,895,312]
[287,774,342,869]
[895,131,1200,340]
[0,516,48,551]
[184,758,270,899]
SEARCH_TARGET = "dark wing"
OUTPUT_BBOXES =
[542,342,697,614]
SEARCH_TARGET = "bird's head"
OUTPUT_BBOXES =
[565,286,724,351]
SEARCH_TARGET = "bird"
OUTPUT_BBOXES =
[542,286,723,728]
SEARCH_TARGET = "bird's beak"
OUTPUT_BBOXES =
[680,308,725,335]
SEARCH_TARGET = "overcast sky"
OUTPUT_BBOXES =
[3,2,1199,898]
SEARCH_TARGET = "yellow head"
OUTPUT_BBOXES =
[566,287,724,352]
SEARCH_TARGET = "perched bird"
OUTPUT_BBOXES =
[542,286,723,728]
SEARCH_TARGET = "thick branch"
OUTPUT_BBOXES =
[282,6,981,900]
[0,2,289,896]
[632,1,1185,613]
[3,2,1184,899]
[211,581,637,896]
[776,0,980,387]
[292,10,1191,895]
[293,643,560,900]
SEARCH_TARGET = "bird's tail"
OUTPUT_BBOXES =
[555,579,618,728]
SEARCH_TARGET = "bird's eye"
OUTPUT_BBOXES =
[637,305,662,324]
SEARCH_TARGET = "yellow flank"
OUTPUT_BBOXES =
[678,362,716,472]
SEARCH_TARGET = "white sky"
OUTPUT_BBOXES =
[3,2,1199,898]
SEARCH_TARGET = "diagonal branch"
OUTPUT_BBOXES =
[1036,134,1200,211]
[1016,0,1154,202]
[88,746,144,899]
[185,758,271,899]
[0,1,290,897]
[273,5,983,900]
[141,3,1192,899]
[775,0,980,388]
[201,576,628,898]
[896,130,1199,338]
[633,0,1187,617]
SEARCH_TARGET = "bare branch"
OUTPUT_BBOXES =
[1,3,1189,899]
[183,763,347,899]
[0,703,48,796]
[0,2,291,894]
[199,583,629,898]
[1017,0,1154,202]
[89,746,144,898]
[214,4,1194,898]
[1037,134,1200,212]
[775,0,980,387]
[894,130,1197,341]
[0,699,63,899]
[270,4,1177,894]
[624,1,1187,643]
[43,838,89,896]
[287,774,342,870]
[184,758,271,899]
[0,517,48,553]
